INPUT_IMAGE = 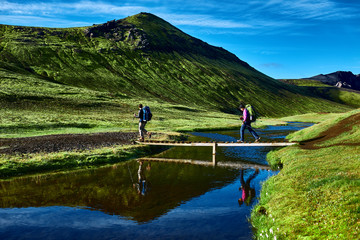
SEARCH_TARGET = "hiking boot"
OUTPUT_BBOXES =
[237,140,244,143]
[137,138,144,142]
[147,132,152,139]
[254,137,261,143]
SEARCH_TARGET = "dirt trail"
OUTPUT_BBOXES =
[0,132,138,155]
[300,113,360,150]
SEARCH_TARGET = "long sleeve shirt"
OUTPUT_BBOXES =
[243,108,249,123]
[136,108,144,122]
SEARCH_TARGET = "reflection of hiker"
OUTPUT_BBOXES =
[238,169,259,206]
[134,104,152,142]
[238,104,260,143]
[134,161,150,196]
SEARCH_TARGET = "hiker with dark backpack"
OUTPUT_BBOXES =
[238,104,260,143]
[134,104,152,141]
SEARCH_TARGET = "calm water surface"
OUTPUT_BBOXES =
[0,122,312,240]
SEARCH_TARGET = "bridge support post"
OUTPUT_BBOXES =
[212,142,217,166]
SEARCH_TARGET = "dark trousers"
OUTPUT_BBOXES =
[240,122,259,141]
[139,121,147,139]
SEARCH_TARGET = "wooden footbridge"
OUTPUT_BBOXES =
[136,140,296,169]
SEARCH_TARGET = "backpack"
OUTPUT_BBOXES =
[143,106,152,121]
[245,104,257,122]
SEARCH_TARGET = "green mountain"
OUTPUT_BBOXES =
[0,12,353,117]
[279,78,360,108]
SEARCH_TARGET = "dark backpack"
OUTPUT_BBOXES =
[143,106,152,121]
[245,104,257,122]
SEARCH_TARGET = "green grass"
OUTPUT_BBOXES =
[285,109,360,143]
[0,12,359,193]
[0,63,315,139]
[279,112,343,123]
[0,13,355,119]
[0,145,148,178]
[319,88,360,108]
[280,79,360,108]
[0,131,185,179]
[279,79,331,87]
[0,61,355,179]
[251,109,360,239]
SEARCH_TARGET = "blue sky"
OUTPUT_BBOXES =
[1,0,359,79]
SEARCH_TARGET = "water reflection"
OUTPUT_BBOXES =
[133,161,150,196]
[238,169,259,206]
[0,122,311,240]
[0,160,239,223]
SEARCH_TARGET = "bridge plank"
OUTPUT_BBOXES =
[136,141,296,147]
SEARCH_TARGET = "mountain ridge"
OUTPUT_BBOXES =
[82,13,250,66]
[305,71,360,91]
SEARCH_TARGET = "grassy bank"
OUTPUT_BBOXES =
[0,131,187,179]
[0,145,152,179]
[0,112,280,179]
[251,109,360,239]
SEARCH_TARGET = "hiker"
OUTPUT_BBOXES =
[238,169,259,206]
[134,104,151,141]
[238,104,260,143]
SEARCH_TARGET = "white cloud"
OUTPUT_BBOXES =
[67,1,151,15]
[0,1,54,15]
[160,13,253,29]
[0,1,254,29]
[259,63,282,68]
[1,0,359,31]
[0,15,92,27]
[0,1,150,16]
[264,0,356,20]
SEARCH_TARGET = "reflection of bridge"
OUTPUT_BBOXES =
[138,157,272,170]
[136,141,296,168]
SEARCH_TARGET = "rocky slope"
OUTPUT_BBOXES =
[306,71,360,91]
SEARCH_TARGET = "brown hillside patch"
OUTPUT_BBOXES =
[300,113,360,150]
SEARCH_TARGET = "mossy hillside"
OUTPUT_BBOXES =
[279,79,331,87]
[251,109,360,239]
[0,65,250,138]
[0,65,344,139]
[310,87,360,108]
[0,13,353,119]
[279,112,343,123]
[280,79,360,108]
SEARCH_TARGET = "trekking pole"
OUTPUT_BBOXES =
[130,116,135,132]
[127,163,134,184]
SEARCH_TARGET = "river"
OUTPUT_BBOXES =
[0,122,312,240]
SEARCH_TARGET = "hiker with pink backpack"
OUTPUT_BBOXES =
[238,103,260,143]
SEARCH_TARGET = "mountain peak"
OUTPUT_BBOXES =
[307,71,360,90]
[84,13,247,64]
[131,12,164,20]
